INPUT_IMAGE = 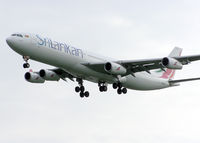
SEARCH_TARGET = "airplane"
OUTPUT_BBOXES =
[6,33,200,98]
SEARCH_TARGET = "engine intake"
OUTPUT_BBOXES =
[104,62,127,75]
[24,72,45,83]
[161,57,182,69]
[39,69,60,81]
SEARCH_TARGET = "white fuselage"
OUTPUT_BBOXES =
[6,34,170,90]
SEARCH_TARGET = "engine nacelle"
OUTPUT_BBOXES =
[104,62,127,75]
[24,72,45,83]
[39,69,60,81]
[161,57,183,69]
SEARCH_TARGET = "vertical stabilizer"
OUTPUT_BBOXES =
[168,47,182,57]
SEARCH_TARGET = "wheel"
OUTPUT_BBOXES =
[23,63,27,68]
[26,63,30,68]
[80,92,84,98]
[99,86,104,92]
[112,83,118,89]
[122,88,127,94]
[103,86,107,91]
[23,63,30,68]
[118,83,122,88]
[85,91,89,97]
[75,86,80,92]
[117,88,122,94]
[80,86,85,92]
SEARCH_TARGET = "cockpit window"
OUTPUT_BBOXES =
[11,33,23,38]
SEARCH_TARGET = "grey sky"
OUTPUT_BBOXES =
[1,0,200,143]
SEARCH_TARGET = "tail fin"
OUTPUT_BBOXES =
[168,47,182,57]
[154,47,182,80]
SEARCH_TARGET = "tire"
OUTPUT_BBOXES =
[118,83,122,88]
[85,91,89,97]
[26,63,30,68]
[80,86,85,92]
[75,86,80,92]
[112,83,118,89]
[117,88,122,94]
[80,92,84,98]
[23,63,27,68]
[122,88,127,94]
[99,86,104,92]
[103,86,107,91]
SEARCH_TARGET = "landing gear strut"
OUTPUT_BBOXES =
[75,78,90,98]
[23,56,30,68]
[113,82,127,94]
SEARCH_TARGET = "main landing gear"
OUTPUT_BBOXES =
[98,81,127,95]
[74,79,127,98]
[98,82,108,92]
[23,56,30,68]
[75,78,89,98]
[112,82,127,94]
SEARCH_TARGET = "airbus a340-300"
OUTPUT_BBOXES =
[6,33,200,98]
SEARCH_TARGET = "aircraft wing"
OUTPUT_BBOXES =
[51,68,74,81]
[117,54,200,72]
[83,54,200,74]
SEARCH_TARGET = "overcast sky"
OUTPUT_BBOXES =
[1,0,200,143]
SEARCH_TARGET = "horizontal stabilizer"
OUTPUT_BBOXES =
[169,77,200,84]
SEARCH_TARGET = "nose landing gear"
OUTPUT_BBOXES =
[23,63,30,68]
[23,56,30,68]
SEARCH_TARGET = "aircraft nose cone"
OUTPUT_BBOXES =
[6,37,14,46]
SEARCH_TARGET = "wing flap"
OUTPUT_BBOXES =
[52,68,75,81]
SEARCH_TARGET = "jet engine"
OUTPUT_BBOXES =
[161,57,183,69]
[24,72,45,83]
[39,69,60,81]
[104,62,127,75]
